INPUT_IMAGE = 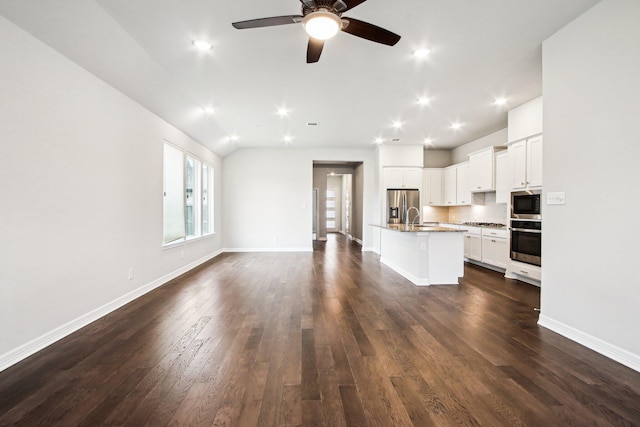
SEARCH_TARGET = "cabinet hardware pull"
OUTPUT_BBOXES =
[491,239,496,242]
[520,270,529,275]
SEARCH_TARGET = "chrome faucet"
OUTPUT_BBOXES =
[406,206,420,226]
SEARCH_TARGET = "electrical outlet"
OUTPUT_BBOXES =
[128,268,134,280]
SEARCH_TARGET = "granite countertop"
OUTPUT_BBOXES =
[372,224,466,233]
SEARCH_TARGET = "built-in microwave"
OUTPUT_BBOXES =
[511,190,541,220]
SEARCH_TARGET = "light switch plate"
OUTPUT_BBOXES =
[547,192,565,205]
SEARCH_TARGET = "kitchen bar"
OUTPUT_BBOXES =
[372,224,466,286]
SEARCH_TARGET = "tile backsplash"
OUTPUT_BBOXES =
[422,193,509,224]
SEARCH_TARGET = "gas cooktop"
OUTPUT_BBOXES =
[461,222,506,228]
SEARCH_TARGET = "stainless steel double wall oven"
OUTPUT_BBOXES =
[510,190,541,266]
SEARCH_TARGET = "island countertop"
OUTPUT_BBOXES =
[371,224,466,233]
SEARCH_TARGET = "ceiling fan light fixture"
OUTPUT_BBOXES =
[303,10,343,40]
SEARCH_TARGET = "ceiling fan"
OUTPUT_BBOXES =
[232,0,401,63]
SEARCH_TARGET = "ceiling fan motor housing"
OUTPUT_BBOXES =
[302,0,347,16]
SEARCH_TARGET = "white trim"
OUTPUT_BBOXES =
[318,237,328,242]
[464,258,506,274]
[380,257,430,286]
[352,237,363,245]
[365,246,380,254]
[223,247,313,253]
[538,315,640,373]
[0,249,223,373]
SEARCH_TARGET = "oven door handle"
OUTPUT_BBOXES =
[510,228,542,233]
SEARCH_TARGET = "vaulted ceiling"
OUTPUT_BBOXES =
[0,0,599,157]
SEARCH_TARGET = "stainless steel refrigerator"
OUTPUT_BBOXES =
[387,189,420,224]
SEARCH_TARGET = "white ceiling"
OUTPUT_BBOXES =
[0,0,599,157]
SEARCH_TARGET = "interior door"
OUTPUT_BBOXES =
[326,186,340,233]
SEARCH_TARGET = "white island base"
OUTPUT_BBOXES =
[377,226,465,286]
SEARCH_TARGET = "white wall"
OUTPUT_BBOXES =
[222,148,377,251]
[451,128,508,164]
[540,0,640,371]
[423,150,452,168]
[378,145,424,167]
[0,16,223,369]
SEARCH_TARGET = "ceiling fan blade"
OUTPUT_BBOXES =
[300,0,318,7]
[232,15,303,29]
[341,17,401,46]
[342,0,368,11]
[307,38,325,63]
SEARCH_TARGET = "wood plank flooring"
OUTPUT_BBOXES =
[1,234,640,426]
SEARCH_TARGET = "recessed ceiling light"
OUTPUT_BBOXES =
[374,137,384,144]
[413,48,431,59]
[450,121,462,130]
[192,39,212,51]
[203,106,215,114]
[417,97,430,106]
[494,97,508,106]
[228,134,239,142]
[276,107,289,117]
[283,135,293,143]
[424,137,433,145]
[391,120,403,129]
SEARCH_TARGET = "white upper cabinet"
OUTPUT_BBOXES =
[509,136,542,190]
[469,149,493,192]
[468,146,507,192]
[507,96,543,143]
[422,168,443,206]
[527,135,543,188]
[443,166,457,206]
[383,167,422,189]
[495,151,509,204]
[443,163,471,206]
[456,163,471,205]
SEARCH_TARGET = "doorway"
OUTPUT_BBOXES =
[312,161,363,247]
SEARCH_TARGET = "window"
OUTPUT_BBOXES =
[185,156,201,237]
[163,143,185,245]
[163,142,214,246]
[202,163,213,234]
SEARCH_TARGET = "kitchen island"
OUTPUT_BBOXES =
[372,224,466,286]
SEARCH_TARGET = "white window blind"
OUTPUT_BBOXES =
[163,143,185,244]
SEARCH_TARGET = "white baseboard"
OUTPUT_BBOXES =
[352,237,363,245]
[223,247,313,253]
[365,246,380,254]
[0,249,223,373]
[380,257,430,286]
[538,314,640,373]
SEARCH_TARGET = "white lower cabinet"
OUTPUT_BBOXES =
[481,235,509,269]
[463,227,482,261]
[508,260,541,282]
[480,228,509,269]
[443,224,509,270]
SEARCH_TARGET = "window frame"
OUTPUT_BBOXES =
[162,142,215,248]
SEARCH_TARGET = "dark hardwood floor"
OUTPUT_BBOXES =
[1,234,639,426]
